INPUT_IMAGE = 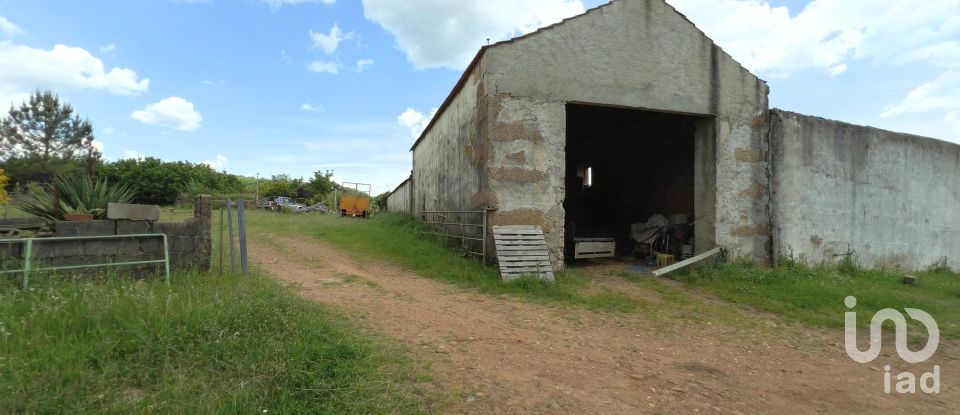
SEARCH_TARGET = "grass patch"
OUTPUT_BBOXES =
[246,211,643,312]
[0,272,434,414]
[670,259,960,338]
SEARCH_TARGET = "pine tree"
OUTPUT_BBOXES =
[0,90,99,180]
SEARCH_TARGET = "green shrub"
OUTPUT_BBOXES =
[16,174,135,221]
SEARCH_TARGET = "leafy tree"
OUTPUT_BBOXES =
[260,175,302,198]
[0,168,9,206]
[306,170,336,196]
[96,158,243,205]
[0,90,101,181]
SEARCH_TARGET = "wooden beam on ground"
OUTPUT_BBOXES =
[652,247,722,277]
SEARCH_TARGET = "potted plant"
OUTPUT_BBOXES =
[63,211,95,221]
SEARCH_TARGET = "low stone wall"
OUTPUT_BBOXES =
[0,195,212,274]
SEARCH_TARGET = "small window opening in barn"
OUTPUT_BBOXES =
[577,165,593,188]
[564,103,710,264]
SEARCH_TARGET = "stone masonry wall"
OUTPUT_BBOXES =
[0,196,212,275]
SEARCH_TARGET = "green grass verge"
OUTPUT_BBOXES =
[246,211,642,312]
[245,210,959,338]
[670,258,960,338]
[0,272,432,414]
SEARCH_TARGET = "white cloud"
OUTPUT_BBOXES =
[202,79,226,85]
[397,107,437,138]
[99,43,116,54]
[665,0,960,78]
[0,92,31,112]
[122,150,145,161]
[309,24,353,55]
[202,154,227,170]
[0,16,24,37]
[90,139,104,153]
[308,60,339,74]
[361,0,585,69]
[356,58,374,73]
[131,97,203,131]
[828,64,847,76]
[262,0,335,9]
[882,70,960,118]
[100,126,115,135]
[300,103,324,112]
[0,41,149,109]
[880,69,960,139]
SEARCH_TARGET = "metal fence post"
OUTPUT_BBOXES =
[22,238,32,289]
[218,207,224,275]
[162,234,171,285]
[482,209,487,263]
[226,199,236,273]
[237,200,249,275]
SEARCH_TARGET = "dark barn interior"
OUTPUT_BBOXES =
[563,103,701,262]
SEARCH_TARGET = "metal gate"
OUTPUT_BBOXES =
[419,210,489,261]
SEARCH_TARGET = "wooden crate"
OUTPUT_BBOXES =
[574,237,615,259]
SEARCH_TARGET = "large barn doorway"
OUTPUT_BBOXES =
[563,103,715,264]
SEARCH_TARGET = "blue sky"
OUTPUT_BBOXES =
[0,0,957,194]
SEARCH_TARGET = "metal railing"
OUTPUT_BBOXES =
[0,234,170,289]
[420,209,489,261]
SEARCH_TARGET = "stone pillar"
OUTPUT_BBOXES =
[194,194,212,271]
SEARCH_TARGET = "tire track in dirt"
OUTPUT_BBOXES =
[249,234,958,414]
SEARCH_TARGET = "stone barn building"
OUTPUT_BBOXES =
[385,0,960,271]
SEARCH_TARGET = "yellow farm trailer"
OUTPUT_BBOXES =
[338,182,372,218]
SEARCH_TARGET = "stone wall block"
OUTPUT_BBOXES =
[171,236,196,253]
[107,203,160,221]
[33,240,83,258]
[55,220,115,237]
[116,220,151,235]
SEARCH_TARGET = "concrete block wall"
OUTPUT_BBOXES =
[0,195,213,275]
[769,110,960,271]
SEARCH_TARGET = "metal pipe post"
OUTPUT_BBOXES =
[482,209,488,263]
[162,234,171,285]
[218,207,224,275]
[226,199,236,273]
[22,238,32,289]
[237,200,249,274]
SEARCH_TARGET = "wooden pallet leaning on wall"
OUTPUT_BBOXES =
[493,225,555,282]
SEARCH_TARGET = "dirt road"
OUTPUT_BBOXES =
[249,235,957,414]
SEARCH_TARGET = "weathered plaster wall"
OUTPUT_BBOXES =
[769,110,960,271]
[483,0,770,264]
[482,94,567,263]
[411,58,488,216]
[385,177,412,214]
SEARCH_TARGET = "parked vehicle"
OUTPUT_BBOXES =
[258,196,306,212]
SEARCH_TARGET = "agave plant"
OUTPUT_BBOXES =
[17,175,137,222]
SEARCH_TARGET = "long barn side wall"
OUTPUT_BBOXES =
[385,178,412,214]
[410,58,488,216]
[769,110,960,271]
